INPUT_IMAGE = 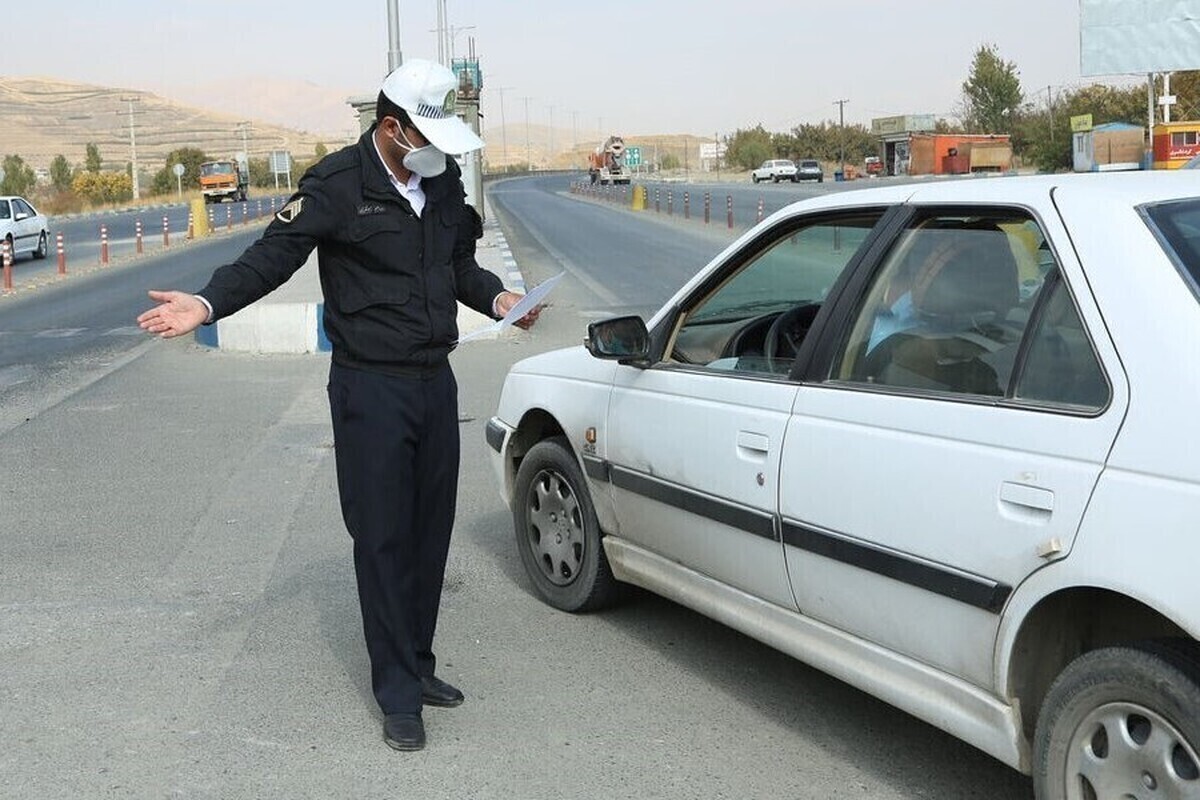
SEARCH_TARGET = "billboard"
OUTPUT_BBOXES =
[1081,0,1200,75]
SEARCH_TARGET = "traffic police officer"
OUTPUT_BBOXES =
[137,59,538,752]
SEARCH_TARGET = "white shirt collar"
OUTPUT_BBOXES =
[372,131,425,217]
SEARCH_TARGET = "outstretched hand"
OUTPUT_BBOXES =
[137,290,208,338]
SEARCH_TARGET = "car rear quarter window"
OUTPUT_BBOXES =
[1143,199,1200,297]
[0,201,10,220]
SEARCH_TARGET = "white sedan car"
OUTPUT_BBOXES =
[0,195,49,261]
[487,172,1200,798]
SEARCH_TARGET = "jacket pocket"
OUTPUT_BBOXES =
[347,214,407,242]
[339,283,411,314]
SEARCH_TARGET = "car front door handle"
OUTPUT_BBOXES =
[736,431,770,458]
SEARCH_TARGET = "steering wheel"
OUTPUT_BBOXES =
[764,303,820,373]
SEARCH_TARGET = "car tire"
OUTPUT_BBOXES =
[33,231,48,259]
[512,436,619,613]
[752,176,759,184]
[1033,641,1200,800]
[4,234,13,261]
[772,175,780,183]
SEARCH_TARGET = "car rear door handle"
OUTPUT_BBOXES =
[999,481,1055,512]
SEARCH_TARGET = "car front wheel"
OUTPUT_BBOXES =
[512,436,618,612]
[1033,642,1200,800]
[34,231,48,259]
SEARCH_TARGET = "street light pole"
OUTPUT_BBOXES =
[524,96,532,170]
[494,86,512,170]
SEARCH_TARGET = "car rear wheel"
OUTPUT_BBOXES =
[512,436,619,612]
[752,175,760,184]
[33,231,48,259]
[1033,642,1200,800]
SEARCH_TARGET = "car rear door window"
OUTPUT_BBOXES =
[1143,198,1200,298]
[0,201,10,220]
[832,210,1107,409]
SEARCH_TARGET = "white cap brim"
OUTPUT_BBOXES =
[411,114,484,155]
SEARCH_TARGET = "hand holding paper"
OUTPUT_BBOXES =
[457,272,563,343]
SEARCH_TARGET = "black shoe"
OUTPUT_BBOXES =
[383,712,425,751]
[420,675,464,708]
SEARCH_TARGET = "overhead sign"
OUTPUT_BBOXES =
[1070,114,1094,133]
[269,150,291,174]
[1081,0,1200,75]
[625,146,642,167]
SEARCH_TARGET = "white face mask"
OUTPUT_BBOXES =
[391,125,447,178]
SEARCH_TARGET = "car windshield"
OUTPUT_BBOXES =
[201,163,235,176]
[1143,198,1200,297]
[800,161,819,168]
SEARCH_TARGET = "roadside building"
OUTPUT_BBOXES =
[1073,122,1145,172]
[1151,119,1200,169]
[870,115,1012,176]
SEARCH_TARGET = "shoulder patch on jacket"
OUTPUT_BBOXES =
[276,198,304,223]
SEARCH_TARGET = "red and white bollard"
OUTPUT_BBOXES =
[187,212,195,240]
[242,201,248,226]
[704,192,711,225]
[270,197,277,214]
[162,215,170,248]
[2,239,12,293]
[56,232,65,275]
[667,190,674,216]
[684,191,690,220]
[256,199,263,219]
[756,198,764,224]
[727,195,734,229]
[135,219,144,255]
[207,207,214,228]
[226,205,233,231]
[100,225,109,266]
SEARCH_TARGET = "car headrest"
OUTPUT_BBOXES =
[910,228,1018,320]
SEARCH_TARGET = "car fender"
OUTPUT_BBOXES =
[495,346,621,534]
[994,467,1200,699]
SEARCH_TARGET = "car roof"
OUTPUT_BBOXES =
[781,171,1199,215]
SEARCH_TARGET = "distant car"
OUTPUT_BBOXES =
[864,156,884,176]
[751,159,798,183]
[0,196,49,262]
[795,159,824,182]
[489,172,1200,798]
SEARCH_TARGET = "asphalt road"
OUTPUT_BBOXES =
[0,176,1035,799]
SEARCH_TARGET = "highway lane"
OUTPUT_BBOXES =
[0,227,263,421]
[7,194,289,288]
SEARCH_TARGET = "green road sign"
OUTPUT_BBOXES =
[626,146,642,167]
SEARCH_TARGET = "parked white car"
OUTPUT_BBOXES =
[0,196,49,261]
[751,159,798,183]
[488,172,1200,798]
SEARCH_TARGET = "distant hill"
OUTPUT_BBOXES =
[0,76,352,172]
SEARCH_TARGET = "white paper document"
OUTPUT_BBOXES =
[456,271,564,343]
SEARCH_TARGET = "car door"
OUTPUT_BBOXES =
[12,198,37,255]
[604,210,888,609]
[0,199,12,255]
[779,205,1127,689]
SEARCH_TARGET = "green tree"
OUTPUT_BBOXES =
[724,125,774,170]
[85,143,103,173]
[72,170,133,205]
[314,142,329,159]
[49,154,73,192]
[1,155,37,196]
[961,44,1023,133]
[660,152,681,170]
[248,156,274,188]
[150,147,208,195]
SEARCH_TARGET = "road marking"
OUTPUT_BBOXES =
[35,328,88,338]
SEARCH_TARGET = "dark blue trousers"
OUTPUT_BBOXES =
[327,361,459,714]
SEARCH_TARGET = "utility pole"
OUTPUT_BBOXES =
[547,104,555,167]
[1047,86,1054,145]
[524,96,532,170]
[435,0,445,65]
[386,0,402,72]
[119,96,142,200]
[493,86,512,171]
[715,132,720,181]
[571,110,579,150]
[236,121,251,158]
[834,98,849,180]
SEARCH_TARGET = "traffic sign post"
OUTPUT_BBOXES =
[626,146,642,175]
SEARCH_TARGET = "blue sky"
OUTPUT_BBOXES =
[9,1,1140,135]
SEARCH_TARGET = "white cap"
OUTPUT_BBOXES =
[380,59,484,154]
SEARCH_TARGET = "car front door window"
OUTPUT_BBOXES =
[669,214,884,377]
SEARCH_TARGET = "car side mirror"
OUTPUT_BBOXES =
[585,315,651,366]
